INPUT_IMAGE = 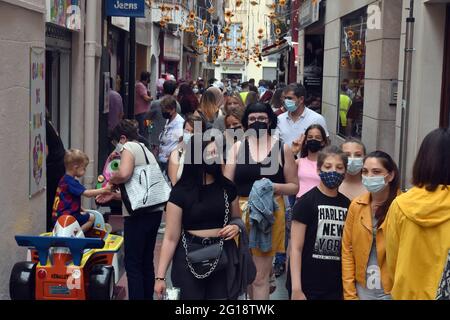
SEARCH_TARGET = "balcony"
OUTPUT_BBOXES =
[151,0,189,26]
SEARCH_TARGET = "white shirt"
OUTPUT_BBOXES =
[158,114,184,163]
[275,107,329,148]
[120,141,164,216]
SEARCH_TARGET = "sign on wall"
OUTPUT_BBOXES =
[30,48,46,197]
[106,0,146,18]
[164,34,181,61]
[46,0,81,31]
[299,0,321,30]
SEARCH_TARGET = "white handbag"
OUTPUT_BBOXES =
[121,143,171,214]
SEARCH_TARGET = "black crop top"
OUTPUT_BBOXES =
[168,181,237,230]
[234,138,286,197]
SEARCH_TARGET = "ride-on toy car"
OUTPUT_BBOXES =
[10,211,124,300]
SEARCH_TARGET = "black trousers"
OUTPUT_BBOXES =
[286,266,343,300]
[124,211,162,300]
[171,237,237,300]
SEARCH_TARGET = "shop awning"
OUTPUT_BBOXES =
[261,39,289,57]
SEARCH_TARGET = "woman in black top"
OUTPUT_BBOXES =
[224,102,298,300]
[154,134,242,300]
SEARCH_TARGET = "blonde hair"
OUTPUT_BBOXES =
[64,149,89,169]
[198,90,219,121]
[224,93,245,115]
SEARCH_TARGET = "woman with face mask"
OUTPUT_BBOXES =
[167,115,206,186]
[339,139,367,200]
[177,83,199,116]
[341,151,400,300]
[155,135,246,300]
[293,124,329,200]
[224,102,299,300]
[290,146,351,300]
[97,119,166,300]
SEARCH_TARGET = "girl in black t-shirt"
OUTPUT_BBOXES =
[290,146,351,300]
[154,134,242,300]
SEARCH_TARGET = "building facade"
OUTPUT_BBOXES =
[215,0,278,82]
[297,0,450,187]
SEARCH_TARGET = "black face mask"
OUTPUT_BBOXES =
[248,121,269,138]
[306,139,323,153]
[203,162,221,175]
[162,111,172,119]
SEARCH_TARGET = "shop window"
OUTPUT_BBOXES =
[338,9,367,138]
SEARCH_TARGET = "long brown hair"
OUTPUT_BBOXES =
[198,90,218,121]
[364,151,400,227]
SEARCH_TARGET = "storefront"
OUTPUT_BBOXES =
[108,17,130,110]
[45,0,81,148]
[299,0,325,114]
[337,8,367,138]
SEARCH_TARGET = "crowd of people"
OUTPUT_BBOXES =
[49,71,450,301]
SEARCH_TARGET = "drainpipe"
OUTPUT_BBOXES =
[84,0,97,190]
[399,0,415,191]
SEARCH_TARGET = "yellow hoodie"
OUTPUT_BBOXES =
[385,186,450,300]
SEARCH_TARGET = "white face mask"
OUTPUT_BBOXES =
[347,158,364,175]
[115,143,124,153]
[193,88,199,94]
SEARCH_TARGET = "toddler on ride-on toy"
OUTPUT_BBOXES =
[52,149,111,233]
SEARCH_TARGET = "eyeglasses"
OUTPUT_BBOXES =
[248,116,269,123]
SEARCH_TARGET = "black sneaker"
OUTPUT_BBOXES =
[273,263,286,278]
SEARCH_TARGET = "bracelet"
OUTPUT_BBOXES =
[155,277,166,281]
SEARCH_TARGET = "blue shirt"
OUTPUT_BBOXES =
[52,174,86,220]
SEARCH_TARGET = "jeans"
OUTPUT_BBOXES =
[274,195,296,266]
[135,113,148,140]
[124,211,162,300]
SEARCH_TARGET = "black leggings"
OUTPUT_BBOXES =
[171,237,237,300]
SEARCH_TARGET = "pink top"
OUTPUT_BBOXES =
[297,157,321,199]
[135,81,149,115]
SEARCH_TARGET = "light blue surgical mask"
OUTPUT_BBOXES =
[183,132,193,145]
[362,175,388,193]
[347,158,364,175]
[284,99,297,112]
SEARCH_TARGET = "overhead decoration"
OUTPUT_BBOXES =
[150,0,298,66]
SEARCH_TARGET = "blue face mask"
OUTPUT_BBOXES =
[362,175,388,193]
[284,99,297,112]
[347,158,364,175]
[319,171,345,189]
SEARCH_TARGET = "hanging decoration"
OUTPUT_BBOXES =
[149,0,300,66]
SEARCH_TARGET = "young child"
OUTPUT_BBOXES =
[52,149,111,232]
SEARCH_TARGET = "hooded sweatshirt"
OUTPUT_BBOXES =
[384,186,450,300]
